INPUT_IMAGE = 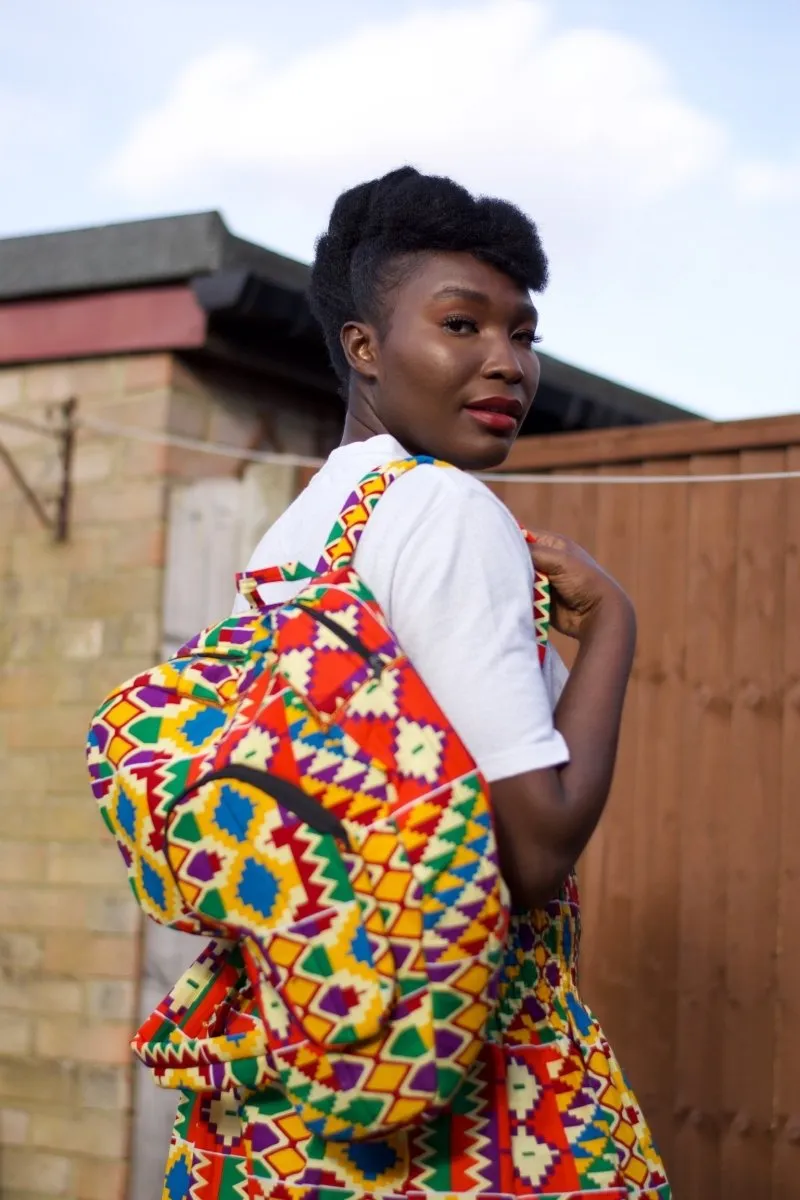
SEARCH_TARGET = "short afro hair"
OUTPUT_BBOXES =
[308,166,549,388]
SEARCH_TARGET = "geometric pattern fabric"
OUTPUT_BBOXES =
[86,457,670,1198]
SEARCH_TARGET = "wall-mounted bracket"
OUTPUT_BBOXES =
[0,398,77,542]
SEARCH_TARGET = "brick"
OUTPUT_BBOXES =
[85,979,136,1022]
[0,370,23,408]
[45,841,122,886]
[36,1016,132,1065]
[0,932,43,981]
[85,388,170,428]
[208,398,264,450]
[124,352,173,393]
[0,798,106,844]
[3,1193,69,1200]
[0,1106,31,1145]
[0,664,62,710]
[7,442,65,491]
[10,526,109,576]
[45,751,102,796]
[0,840,46,882]
[105,521,166,568]
[68,566,162,618]
[0,978,82,1014]
[51,522,166,574]
[77,1063,131,1110]
[0,413,49,449]
[72,442,113,485]
[170,358,208,398]
[53,657,146,706]
[0,886,87,931]
[2,1147,73,1195]
[7,574,70,618]
[32,1108,128,1158]
[5,705,93,751]
[3,753,45,791]
[0,1058,76,1106]
[0,615,53,663]
[87,891,139,936]
[71,480,165,526]
[25,364,77,406]
[74,1155,127,1200]
[0,1012,33,1055]
[60,618,105,661]
[103,611,161,658]
[168,389,211,440]
[42,932,139,980]
[114,435,170,480]
[69,358,125,398]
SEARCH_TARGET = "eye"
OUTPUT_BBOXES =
[514,329,542,347]
[442,314,479,335]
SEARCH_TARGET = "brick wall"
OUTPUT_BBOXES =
[0,351,339,1199]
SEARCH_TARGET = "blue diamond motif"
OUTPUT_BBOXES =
[165,1157,192,1199]
[116,788,136,839]
[345,1139,400,1180]
[350,923,373,965]
[180,706,227,748]
[141,860,166,910]
[237,858,279,919]
[566,990,591,1035]
[214,785,255,842]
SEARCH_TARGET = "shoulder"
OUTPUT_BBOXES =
[376,462,523,535]
[357,461,532,592]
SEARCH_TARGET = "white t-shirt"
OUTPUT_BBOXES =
[234,435,569,783]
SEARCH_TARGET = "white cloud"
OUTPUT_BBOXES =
[91,0,800,421]
[101,0,726,232]
[734,156,800,203]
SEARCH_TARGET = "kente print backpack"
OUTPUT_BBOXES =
[86,456,552,1144]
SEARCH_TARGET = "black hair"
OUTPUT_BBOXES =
[307,166,549,389]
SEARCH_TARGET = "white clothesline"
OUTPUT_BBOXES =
[77,416,800,485]
[3,409,799,486]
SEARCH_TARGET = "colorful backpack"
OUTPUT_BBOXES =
[87,457,537,1137]
[87,456,670,1198]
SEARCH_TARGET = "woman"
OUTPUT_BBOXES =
[230,167,670,1197]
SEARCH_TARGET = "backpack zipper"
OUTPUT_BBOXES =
[292,601,385,676]
[174,765,349,843]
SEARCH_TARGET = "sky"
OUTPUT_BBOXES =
[1,0,797,420]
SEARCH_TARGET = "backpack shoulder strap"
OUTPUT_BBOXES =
[318,455,550,654]
[316,455,445,572]
[235,456,443,610]
[237,455,550,654]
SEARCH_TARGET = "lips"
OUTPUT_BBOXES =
[465,396,524,420]
[464,396,523,435]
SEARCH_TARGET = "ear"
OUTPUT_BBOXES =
[340,321,381,382]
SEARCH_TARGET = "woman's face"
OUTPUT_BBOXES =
[345,251,541,470]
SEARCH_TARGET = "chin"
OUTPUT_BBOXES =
[446,434,514,472]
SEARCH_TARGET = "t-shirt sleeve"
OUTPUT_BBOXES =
[357,474,570,783]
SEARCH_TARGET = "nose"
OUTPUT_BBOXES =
[481,333,524,386]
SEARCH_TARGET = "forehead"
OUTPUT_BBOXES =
[393,251,533,314]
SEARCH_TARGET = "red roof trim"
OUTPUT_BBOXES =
[0,285,208,364]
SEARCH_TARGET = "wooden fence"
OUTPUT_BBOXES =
[492,413,800,1199]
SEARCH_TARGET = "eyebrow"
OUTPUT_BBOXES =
[431,285,538,322]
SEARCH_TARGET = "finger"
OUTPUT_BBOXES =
[525,529,569,553]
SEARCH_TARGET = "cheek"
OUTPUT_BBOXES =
[386,332,463,395]
[524,355,542,408]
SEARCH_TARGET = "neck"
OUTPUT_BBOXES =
[339,389,388,447]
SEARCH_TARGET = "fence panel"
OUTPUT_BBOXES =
[498,417,800,1197]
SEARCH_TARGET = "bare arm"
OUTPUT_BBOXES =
[490,534,636,909]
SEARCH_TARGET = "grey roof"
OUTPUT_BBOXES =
[537,352,693,424]
[0,210,696,423]
[0,210,309,301]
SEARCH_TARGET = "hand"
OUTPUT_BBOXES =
[527,530,634,641]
